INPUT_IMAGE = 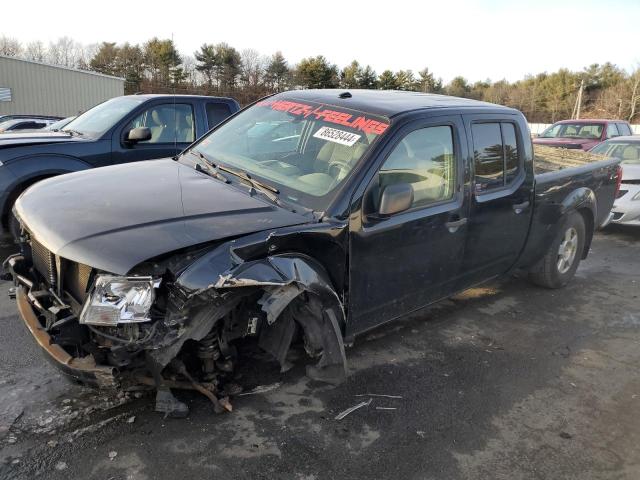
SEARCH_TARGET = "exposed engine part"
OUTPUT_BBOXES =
[197,331,221,381]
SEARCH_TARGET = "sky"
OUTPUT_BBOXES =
[3,0,639,83]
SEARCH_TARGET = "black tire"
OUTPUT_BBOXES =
[528,211,585,289]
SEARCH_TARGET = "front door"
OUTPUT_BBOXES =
[348,116,469,336]
[112,103,197,164]
[459,114,533,285]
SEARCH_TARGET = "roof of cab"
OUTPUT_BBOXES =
[277,89,517,118]
[127,94,237,102]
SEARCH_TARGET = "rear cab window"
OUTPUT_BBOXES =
[471,121,522,194]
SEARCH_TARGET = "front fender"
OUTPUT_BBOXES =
[171,241,348,384]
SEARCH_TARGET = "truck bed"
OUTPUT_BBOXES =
[534,145,609,174]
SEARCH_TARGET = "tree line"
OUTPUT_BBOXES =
[1,35,639,123]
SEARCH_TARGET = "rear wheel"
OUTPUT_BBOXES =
[528,211,585,289]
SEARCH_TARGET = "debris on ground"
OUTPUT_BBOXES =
[416,431,426,438]
[335,399,372,420]
[237,382,282,396]
[375,407,397,411]
[559,431,573,439]
[108,451,118,461]
[55,461,68,471]
[126,416,136,424]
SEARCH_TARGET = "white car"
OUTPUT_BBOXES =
[591,136,640,226]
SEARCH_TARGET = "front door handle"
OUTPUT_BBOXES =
[445,217,468,232]
[512,201,530,214]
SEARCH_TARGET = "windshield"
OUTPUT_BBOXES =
[540,123,604,139]
[591,141,640,164]
[62,97,144,137]
[45,116,75,131]
[191,96,390,210]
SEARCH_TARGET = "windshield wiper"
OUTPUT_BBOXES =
[187,149,282,205]
[188,150,230,184]
[216,164,281,204]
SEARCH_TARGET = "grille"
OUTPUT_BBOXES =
[31,237,56,286]
[64,261,93,301]
[30,237,93,301]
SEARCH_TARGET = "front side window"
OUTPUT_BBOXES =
[372,126,456,210]
[192,96,390,210]
[606,123,619,139]
[127,104,195,144]
[617,123,632,136]
[472,122,521,193]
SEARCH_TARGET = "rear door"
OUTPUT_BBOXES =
[348,115,469,335]
[459,114,533,285]
[112,102,197,164]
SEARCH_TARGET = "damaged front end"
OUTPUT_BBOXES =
[7,229,348,414]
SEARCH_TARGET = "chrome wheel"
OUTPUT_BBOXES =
[557,227,578,274]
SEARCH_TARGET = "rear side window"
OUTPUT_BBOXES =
[206,103,232,129]
[472,122,521,193]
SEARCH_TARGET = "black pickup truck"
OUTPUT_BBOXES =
[7,90,621,416]
[0,94,240,237]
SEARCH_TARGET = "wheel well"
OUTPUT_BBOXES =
[577,207,594,259]
[2,174,56,229]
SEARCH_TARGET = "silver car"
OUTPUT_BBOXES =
[592,136,640,226]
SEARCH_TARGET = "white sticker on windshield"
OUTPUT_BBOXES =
[313,126,361,147]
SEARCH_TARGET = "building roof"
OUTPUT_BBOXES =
[279,89,517,117]
[0,55,124,82]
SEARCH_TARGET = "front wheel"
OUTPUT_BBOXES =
[528,211,585,289]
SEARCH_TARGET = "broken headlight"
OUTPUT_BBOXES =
[79,275,159,326]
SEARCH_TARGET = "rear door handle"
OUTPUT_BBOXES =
[445,217,468,232]
[512,201,530,214]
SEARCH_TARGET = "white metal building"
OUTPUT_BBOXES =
[0,56,124,117]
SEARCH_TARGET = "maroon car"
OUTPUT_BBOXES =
[533,119,633,151]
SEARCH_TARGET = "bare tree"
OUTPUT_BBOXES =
[240,48,265,89]
[629,67,640,122]
[0,36,22,57]
[47,36,79,67]
[24,41,46,62]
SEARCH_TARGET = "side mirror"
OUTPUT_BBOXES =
[378,183,414,216]
[126,127,152,143]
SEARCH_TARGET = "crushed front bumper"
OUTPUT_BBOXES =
[13,281,117,388]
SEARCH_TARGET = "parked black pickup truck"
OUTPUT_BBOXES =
[0,94,240,237]
[7,90,621,416]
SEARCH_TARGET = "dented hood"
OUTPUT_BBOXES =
[15,159,310,274]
